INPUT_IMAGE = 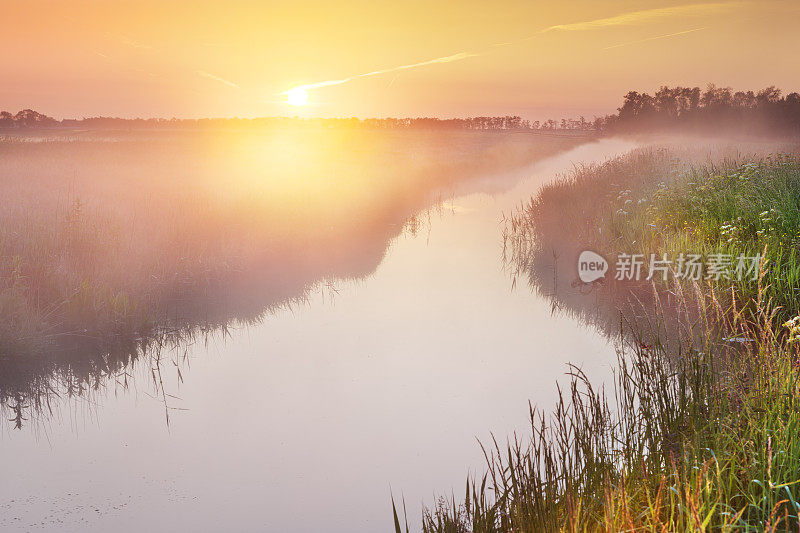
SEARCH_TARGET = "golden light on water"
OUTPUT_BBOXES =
[286,88,310,106]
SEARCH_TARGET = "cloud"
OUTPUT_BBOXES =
[540,2,739,33]
[197,70,240,89]
[283,2,745,99]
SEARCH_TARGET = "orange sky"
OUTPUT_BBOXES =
[3,0,799,119]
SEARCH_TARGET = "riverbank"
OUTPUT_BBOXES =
[415,141,800,531]
[0,130,585,411]
[0,139,630,531]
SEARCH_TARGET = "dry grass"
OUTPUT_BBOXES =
[0,128,584,423]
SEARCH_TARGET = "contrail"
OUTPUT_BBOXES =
[284,52,476,95]
[284,2,744,99]
[603,27,708,50]
[197,70,240,89]
[104,31,243,91]
[118,34,154,50]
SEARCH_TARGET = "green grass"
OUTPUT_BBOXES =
[643,155,800,317]
[505,144,800,325]
[413,143,800,532]
[415,293,800,532]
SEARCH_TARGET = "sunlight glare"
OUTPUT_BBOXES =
[286,88,309,106]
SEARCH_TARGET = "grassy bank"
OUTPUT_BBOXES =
[411,143,800,532]
[518,145,800,318]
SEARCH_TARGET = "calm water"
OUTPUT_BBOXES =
[0,138,635,532]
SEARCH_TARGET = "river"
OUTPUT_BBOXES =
[0,137,636,532]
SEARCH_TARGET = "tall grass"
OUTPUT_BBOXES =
[414,279,800,532]
[0,130,583,426]
[412,142,800,532]
[0,130,581,352]
[505,143,800,324]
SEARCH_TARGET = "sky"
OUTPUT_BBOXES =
[2,0,799,120]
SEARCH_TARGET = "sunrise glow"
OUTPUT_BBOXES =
[286,88,310,106]
[5,2,800,531]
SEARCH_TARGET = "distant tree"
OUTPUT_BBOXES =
[597,84,800,136]
[0,111,14,128]
[0,108,599,133]
[14,109,57,128]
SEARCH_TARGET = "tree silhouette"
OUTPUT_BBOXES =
[598,84,800,136]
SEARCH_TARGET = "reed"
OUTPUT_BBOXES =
[415,251,800,532]
[0,130,582,424]
[414,143,800,532]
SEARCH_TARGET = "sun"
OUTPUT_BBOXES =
[286,88,309,106]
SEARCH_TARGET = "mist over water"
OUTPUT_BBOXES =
[0,134,636,532]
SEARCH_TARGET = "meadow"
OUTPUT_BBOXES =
[410,140,800,532]
[0,128,583,412]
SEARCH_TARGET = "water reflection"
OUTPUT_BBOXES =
[0,129,584,429]
[504,198,725,359]
[0,136,640,533]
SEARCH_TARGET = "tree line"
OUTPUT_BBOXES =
[595,84,800,135]
[5,85,800,135]
[0,110,594,131]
